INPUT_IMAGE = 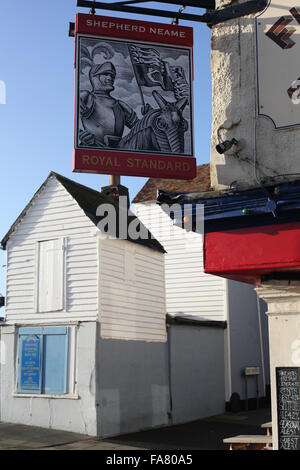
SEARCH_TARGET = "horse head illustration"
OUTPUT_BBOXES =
[151,90,188,154]
[118,90,189,154]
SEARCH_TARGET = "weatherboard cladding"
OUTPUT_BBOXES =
[3,173,167,341]
[99,237,166,342]
[134,163,226,321]
[1,171,165,254]
[5,176,99,323]
[135,200,226,321]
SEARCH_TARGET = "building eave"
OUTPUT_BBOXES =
[157,180,300,233]
[1,173,54,250]
[1,172,166,254]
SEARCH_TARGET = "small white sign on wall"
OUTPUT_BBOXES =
[256,1,300,128]
[0,340,5,365]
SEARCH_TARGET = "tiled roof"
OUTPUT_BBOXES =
[132,163,212,203]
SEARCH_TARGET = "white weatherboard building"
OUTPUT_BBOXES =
[0,168,270,437]
[133,164,270,416]
[0,172,168,437]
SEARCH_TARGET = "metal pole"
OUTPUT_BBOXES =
[76,0,268,26]
[245,375,248,411]
[113,0,216,8]
[256,293,266,398]
[76,0,209,22]
[110,175,120,185]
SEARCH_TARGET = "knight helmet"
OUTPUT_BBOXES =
[90,62,116,78]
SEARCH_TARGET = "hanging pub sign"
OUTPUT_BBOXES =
[72,13,196,179]
[256,1,300,128]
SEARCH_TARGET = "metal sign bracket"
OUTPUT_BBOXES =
[206,0,268,26]
[74,0,268,27]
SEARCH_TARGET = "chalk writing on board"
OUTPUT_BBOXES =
[276,367,300,450]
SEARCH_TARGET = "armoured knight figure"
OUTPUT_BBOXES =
[79,62,138,148]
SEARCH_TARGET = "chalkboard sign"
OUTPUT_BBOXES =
[276,367,300,450]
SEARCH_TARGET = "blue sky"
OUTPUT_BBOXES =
[0,1,212,313]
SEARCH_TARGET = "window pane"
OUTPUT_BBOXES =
[42,327,68,395]
[18,327,69,395]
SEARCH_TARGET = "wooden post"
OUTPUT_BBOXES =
[110,175,120,186]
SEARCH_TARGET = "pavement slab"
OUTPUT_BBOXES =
[0,407,272,451]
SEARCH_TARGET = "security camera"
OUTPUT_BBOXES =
[216,138,238,155]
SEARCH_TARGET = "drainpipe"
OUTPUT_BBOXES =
[256,293,266,398]
[0,324,1,421]
[224,279,232,403]
[166,323,173,425]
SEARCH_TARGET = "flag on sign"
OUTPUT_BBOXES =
[129,45,173,91]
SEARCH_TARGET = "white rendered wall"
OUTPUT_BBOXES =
[168,323,226,423]
[0,322,98,436]
[227,280,269,402]
[210,0,300,190]
[256,285,300,450]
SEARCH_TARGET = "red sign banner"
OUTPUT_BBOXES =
[75,14,193,46]
[73,13,196,179]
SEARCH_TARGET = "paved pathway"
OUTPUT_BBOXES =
[0,407,271,450]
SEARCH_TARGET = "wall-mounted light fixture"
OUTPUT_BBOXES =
[216,138,239,155]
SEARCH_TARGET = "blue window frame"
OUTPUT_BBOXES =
[18,326,69,395]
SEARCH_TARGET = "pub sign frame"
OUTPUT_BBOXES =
[73,13,196,179]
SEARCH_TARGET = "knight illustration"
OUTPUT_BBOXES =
[78,41,190,154]
[79,61,138,148]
